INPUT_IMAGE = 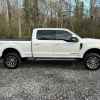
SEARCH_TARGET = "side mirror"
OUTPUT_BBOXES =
[70,37,79,42]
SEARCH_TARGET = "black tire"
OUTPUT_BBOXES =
[84,53,100,70]
[3,53,21,69]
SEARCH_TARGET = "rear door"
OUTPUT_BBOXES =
[32,30,56,57]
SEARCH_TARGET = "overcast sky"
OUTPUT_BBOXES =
[70,0,91,16]
[83,0,91,16]
[17,0,100,16]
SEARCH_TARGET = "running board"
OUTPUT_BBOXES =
[27,57,81,61]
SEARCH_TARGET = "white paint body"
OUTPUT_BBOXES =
[0,28,100,59]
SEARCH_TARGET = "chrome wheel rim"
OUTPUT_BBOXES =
[86,56,100,69]
[5,56,18,68]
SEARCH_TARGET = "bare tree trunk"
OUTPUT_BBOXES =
[6,5,9,25]
[17,0,22,38]
[6,0,12,37]
[33,0,38,28]
[18,15,22,38]
[6,0,11,24]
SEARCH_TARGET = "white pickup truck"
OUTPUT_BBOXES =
[1,28,100,70]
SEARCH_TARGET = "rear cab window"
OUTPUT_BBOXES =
[37,30,56,40]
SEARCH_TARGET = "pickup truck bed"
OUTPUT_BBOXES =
[0,38,31,41]
[0,40,32,58]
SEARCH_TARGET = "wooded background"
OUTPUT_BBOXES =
[0,0,100,38]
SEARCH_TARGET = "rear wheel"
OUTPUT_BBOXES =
[3,53,21,69]
[84,53,100,70]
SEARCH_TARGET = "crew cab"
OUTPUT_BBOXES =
[1,28,100,70]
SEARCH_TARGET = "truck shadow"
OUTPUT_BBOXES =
[21,60,86,70]
[0,59,86,70]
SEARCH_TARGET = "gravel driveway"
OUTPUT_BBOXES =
[0,60,100,100]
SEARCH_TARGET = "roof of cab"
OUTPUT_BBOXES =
[33,28,69,31]
[33,28,74,35]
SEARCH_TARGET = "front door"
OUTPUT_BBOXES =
[53,30,80,58]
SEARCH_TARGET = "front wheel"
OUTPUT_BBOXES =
[84,53,100,70]
[3,53,21,69]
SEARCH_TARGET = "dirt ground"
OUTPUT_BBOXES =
[0,60,100,100]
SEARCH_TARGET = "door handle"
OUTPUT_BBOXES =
[35,43,40,46]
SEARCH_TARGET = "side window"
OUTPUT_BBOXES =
[56,30,72,40]
[37,30,56,40]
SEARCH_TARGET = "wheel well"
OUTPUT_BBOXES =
[83,48,100,58]
[2,48,21,58]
